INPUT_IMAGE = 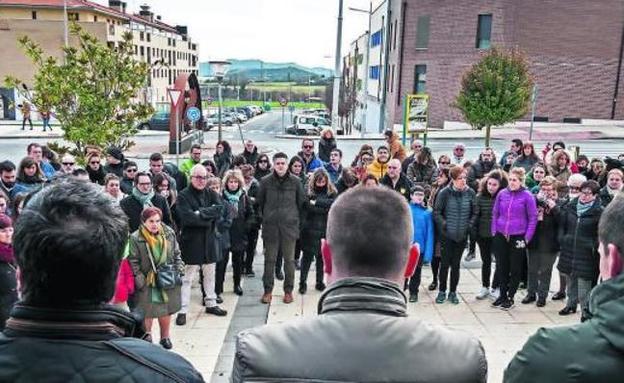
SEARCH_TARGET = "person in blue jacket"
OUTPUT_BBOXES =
[407,185,434,302]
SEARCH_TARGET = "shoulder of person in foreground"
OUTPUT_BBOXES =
[504,323,603,383]
[109,337,205,382]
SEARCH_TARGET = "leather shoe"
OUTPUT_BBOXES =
[409,294,418,303]
[216,295,224,304]
[315,282,326,292]
[283,293,294,304]
[536,297,546,307]
[428,282,437,291]
[205,306,228,316]
[298,284,307,294]
[521,295,536,304]
[261,293,272,304]
[234,285,243,296]
[552,291,566,301]
[558,306,577,316]
[159,338,173,350]
[175,313,186,326]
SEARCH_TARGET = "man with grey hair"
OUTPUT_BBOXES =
[232,187,487,383]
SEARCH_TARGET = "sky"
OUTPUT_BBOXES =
[95,0,380,68]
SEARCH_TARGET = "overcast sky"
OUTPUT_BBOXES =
[98,0,380,68]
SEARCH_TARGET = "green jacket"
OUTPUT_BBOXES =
[504,272,624,383]
[179,158,200,179]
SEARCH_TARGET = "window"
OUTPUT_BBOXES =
[140,46,144,56]
[414,65,427,94]
[388,23,393,51]
[140,32,144,41]
[416,15,430,49]
[393,20,398,50]
[68,12,79,21]
[147,33,151,42]
[369,65,380,80]
[93,15,98,22]
[390,65,395,93]
[476,14,492,49]
[357,54,364,65]
[370,30,382,47]
[31,11,37,20]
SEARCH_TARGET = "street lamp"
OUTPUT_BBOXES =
[349,2,372,138]
[331,0,344,133]
[209,60,231,142]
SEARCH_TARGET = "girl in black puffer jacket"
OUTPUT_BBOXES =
[299,169,336,294]
[473,170,507,300]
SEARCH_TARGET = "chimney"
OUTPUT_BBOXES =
[138,4,153,22]
[108,0,127,14]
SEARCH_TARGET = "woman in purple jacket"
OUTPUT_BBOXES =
[491,167,538,310]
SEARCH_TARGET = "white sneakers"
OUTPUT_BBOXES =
[476,287,490,300]
[490,288,500,299]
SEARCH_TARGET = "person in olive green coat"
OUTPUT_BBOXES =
[504,196,624,383]
[128,207,184,350]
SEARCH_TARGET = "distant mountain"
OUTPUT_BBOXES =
[199,59,333,82]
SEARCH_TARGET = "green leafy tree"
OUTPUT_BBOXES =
[455,47,533,146]
[4,23,153,157]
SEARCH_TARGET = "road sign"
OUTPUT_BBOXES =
[167,89,183,107]
[186,107,201,123]
[206,96,214,105]
[279,98,288,107]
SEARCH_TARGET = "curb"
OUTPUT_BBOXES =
[0,132,170,140]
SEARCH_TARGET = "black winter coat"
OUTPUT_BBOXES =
[224,191,254,253]
[245,179,261,231]
[557,198,603,280]
[528,198,563,253]
[301,189,335,255]
[176,186,223,265]
[0,261,17,331]
[241,148,259,168]
[318,137,337,163]
[120,177,134,195]
[472,194,496,239]
[380,173,413,201]
[103,162,124,178]
[120,194,172,233]
[467,160,499,191]
[599,186,616,207]
[434,186,476,243]
[214,152,233,177]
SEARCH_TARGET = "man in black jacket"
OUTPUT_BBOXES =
[467,148,499,191]
[257,152,306,304]
[240,139,259,167]
[0,181,203,382]
[120,172,172,232]
[233,186,487,383]
[176,164,227,324]
[380,159,413,201]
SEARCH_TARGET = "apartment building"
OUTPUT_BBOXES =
[0,0,199,119]
[384,0,624,129]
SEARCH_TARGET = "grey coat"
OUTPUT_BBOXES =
[128,225,184,318]
[257,172,306,243]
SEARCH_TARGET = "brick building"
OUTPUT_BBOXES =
[383,0,624,129]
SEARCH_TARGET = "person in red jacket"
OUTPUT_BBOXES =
[111,243,135,310]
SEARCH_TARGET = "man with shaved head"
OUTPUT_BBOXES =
[380,158,413,201]
[232,187,487,383]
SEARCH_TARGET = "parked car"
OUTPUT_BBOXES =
[237,107,254,119]
[285,114,330,136]
[207,113,234,126]
[139,111,213,131]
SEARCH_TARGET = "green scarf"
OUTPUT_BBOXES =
[140,225,169,303]
[577,199,594,216]
[223,188,243,207]
[132,187,155,208]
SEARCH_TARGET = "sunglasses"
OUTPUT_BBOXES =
[90,161,100,165]
[455,148,465,152]
[62,162,75,166]
[258,160,268,163]
[126,168,137,173]
[303,145,314,149]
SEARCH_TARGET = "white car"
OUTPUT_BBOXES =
[286,114,331,135]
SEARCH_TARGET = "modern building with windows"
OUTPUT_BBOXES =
[384,0,624,129]
[363,0,388,134]
[0,0,199,119]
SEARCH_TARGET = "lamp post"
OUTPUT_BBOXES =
[209,60,231,142]
[331,0,344,132]
[349,3,372,138]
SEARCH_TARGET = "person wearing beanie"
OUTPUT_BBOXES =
[0,214,17,331]
[127,206,183,350]
[104,146,125,178]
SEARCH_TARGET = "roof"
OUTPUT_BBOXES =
[0,0,180,34]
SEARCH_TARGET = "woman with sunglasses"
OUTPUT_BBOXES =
[121,161,138,195]
[86,151,106,185]
[254,154,272,181]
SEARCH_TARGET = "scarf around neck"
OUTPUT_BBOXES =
[224,188,242,206]
[577,199,594,216]
[132,187,154,208]
[139,225,169,303]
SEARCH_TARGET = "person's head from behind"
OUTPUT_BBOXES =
[322,187,419,286]
[598,195,624,280]
[272,152,289,177]
[71,168,89,182]
[362,174,378,187]
[14,181,128,306]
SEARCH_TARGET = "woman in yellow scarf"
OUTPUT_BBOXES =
[128,207,184,350]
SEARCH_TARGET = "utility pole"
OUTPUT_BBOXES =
[63,0,69,62]
[529,85,538,141]
[331,0,344,132]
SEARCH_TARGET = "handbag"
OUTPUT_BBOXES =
[147,247,181,290]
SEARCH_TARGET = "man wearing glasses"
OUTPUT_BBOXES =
[120,161,138,195]
[27,143,55,180]
[176,164,227,323]
[451,143,467,165]
[59,154,76,176]
[180,144,203,180]
[297,138,323,174]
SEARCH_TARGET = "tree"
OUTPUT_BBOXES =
[4,23,153,157]
[455,47,533,146]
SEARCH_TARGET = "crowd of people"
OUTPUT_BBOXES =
[0,128,623,381]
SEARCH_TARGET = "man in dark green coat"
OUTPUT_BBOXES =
[504,195,624,382]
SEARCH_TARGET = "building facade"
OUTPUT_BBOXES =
[364,0,388,134]
[0,0,199,119]
[383,0,624,129]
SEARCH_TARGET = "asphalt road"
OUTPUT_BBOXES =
[1,110,622,170]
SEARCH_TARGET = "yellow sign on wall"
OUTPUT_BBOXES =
[402,94,429,145]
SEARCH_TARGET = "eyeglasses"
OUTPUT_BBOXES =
[90,161,100,165]
[580,191,594,197]
[455,148,465,152]
[303,145,314,149]
[62,162,75,166]
[192,176,208,181]
[258,160,268,163]
[126,168,137,173]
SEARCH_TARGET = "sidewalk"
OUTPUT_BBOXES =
[0,122,169,140]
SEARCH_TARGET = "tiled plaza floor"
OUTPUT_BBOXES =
[161,246,579,383]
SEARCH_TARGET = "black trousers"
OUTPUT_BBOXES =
[299,250,324,287]
[215,250,244,295]
[431,241,442,284]
[408,253,425,295]
[477,236,499,288]
[244,228,260,272]
[439,237,465,293]
[493,234,526,299]
[527,250,558,299]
